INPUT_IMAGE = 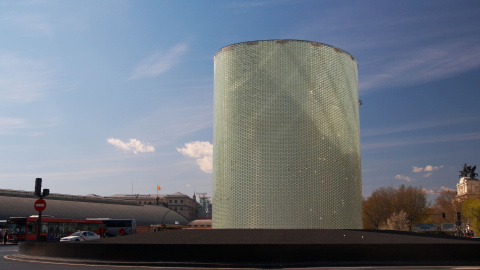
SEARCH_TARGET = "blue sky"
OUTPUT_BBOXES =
[0,0,479,201]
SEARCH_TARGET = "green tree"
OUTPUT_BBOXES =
[462,198,480,235]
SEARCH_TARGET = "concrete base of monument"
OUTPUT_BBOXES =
[13,229,480,267]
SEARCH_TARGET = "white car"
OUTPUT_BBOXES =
[60,231,100,242]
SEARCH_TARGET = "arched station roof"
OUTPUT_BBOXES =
[0,191,188,226]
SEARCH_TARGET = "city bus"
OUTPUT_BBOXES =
[87,218,136,237]
[6,217,104,243]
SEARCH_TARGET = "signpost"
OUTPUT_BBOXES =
[33,178,49,242]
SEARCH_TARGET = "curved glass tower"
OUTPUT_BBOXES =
[213,40,362,229]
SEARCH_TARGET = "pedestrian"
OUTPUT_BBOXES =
[0,227,4,245]
[3,229,7,244]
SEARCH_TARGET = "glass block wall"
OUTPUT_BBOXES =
[213,40,362,229]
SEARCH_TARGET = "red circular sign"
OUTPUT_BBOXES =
[34,199,46,212]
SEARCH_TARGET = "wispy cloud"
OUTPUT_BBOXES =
[0,116,58,136]
[362,132,480,150]
[422,186,456,195]
[226,0,294,8]
[360,39,480,94]
[0,117,27,135]
[128,43,189,80]
[2,13,54,36]
[362,116,480,137]
[0,54,57,103]
[107,138,155,154]
[176,141,213,174]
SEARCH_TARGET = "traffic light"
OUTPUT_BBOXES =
[442,212,445,218]
[34,178,42,197]
[43,189,50,197]
[457,212,462,221]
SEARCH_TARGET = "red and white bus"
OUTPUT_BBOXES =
[6,217,104,243]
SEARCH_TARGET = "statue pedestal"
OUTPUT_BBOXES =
[457,177,480,198]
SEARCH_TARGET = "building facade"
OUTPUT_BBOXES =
[110,193,201,221]
[213,40,362,229]
[109,194,167,206]
[165,192,199,221]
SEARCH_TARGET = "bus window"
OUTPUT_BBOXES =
[78,223,89,231]
[58,223,65,234]
[89,223,100,232]
[65,222,76,233]
[48,223,59,234]
[41,223,48,234]
[27,222,36,234]
[8,222,25,234]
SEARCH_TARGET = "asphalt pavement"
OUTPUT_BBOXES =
[4,241,480,270]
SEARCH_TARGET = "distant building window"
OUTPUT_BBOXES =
[175,200,177,203]
[181,200,183,203]
[169,200,172,203]
[180,207,183,211]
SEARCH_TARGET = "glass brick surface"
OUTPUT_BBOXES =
[213,40,362,229]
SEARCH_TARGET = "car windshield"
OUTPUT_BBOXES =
[70,232,82,236]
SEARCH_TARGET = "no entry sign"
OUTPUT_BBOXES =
[34,199,46,212]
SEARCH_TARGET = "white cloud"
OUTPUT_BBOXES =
[440,186,456,193]
[128,43,189,80]
[424,165,443,172]
[412,165,443,173]
[412,166,423,173]
[395,174,414,182]
[422,188,436,194]
[411,165,443,178]
[176,141,213,174]
[107,138,155,154]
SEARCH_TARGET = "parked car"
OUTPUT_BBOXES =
[60,231,100,242]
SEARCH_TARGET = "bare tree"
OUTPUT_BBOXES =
[363,185,428,230]
[393,184,428,228]
[363,186,395,230]
[428,191,459,224]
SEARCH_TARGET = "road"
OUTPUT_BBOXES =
[3,244,480,270]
